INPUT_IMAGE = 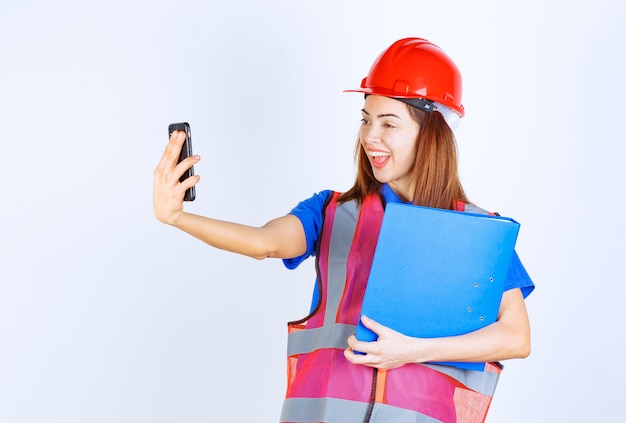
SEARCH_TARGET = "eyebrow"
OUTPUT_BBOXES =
[361,109,402,119]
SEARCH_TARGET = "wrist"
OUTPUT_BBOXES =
[408,336,438,364]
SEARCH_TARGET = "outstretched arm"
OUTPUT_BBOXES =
[153,130,307,260]
[344,287,531,370]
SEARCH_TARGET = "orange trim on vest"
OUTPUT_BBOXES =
[374,370,387,404]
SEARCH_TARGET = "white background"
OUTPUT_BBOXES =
[1,1,625,422]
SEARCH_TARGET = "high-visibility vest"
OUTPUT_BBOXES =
[280,192,502,423]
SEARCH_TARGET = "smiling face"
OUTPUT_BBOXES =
[359,95,421,201]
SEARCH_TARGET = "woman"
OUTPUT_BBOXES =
[154,38,534,423]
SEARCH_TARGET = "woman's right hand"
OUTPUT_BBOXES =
[153,130,201,225]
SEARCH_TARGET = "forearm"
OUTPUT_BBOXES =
[168,212,306,260]
[411,316,531,364]
[168,212,267,258]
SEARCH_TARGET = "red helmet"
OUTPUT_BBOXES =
[345,38,464,118]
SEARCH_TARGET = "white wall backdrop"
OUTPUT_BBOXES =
[1,0,625,422]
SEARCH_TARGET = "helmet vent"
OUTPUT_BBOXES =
[393,80,410,94]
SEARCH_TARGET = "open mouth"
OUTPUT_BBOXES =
[370,150,390,168]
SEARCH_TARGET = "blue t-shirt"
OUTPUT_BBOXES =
[284,184,535,305]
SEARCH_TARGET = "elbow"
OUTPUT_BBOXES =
[520,334,532,358]
[515,340,531,359]
[248,238,277,260]
[510,329,531,359]
[250,246,272,260]
[497,289,532,360]
[251,246,279,260]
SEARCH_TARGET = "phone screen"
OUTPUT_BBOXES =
[168,122,196,201]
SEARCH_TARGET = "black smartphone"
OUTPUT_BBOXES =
[168,122,196,201]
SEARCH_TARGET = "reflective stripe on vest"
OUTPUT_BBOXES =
[281,193,501,423]
[282,397,442,423]
[286,324,499,397]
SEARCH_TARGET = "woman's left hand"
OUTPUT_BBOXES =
[344,288,531,368]
[344,315,418,370]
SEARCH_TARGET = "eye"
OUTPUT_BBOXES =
[383,122,396,129]
[360,118,370,125]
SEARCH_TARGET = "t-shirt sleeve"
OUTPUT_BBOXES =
[282,190,332,270]
[503,250,535,298]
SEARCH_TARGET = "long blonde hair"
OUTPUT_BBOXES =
[338,103,469,210]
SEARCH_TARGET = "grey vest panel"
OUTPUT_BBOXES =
[281,397,442,423]
[464,204,490,215]
[422,363,500,396]
[324,201,359,325]
[287,323,356,356]
[369,402,443,423]
[287,321,498,395]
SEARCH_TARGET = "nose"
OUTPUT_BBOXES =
[361,123,381,144]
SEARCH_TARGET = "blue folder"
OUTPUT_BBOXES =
[355,202,520,371]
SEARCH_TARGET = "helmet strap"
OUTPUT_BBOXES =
[394,97,435,113]
[363,94,460,131]
[393,96,461,130]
